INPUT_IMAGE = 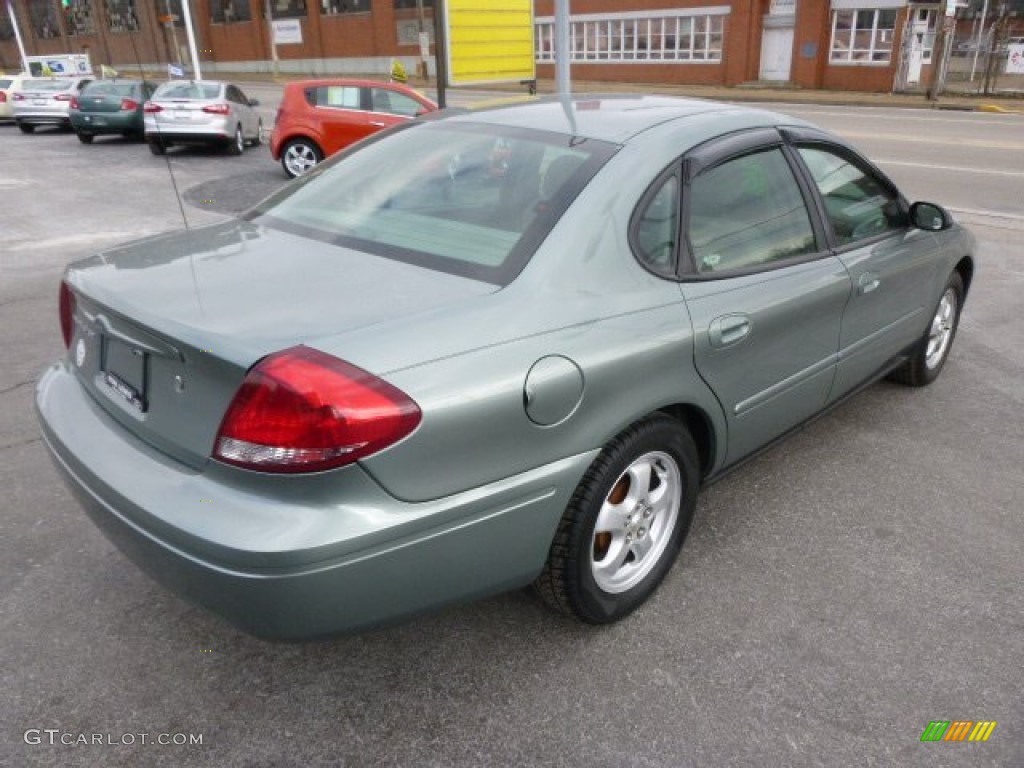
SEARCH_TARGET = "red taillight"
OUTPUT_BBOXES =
[120,98,139,111]
[54,93,72,102]
[213,346,421,474]
[0,92,7,103]
[59,280,75,349]
[201,103,230,115]
[70,96,79,109]
[143,102,162,113]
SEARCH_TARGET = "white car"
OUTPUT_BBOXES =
[0,73,32,121]
[12,76,92,132]
[143,79,262,156]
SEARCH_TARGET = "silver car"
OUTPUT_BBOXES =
[13,76,92,132]
[143,79,262,156]
[37,96,974,639]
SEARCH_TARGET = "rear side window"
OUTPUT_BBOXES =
[632,174,680,277]
[688,148,816,274]
[797,146,906,246]
[307,85,361,109]
[0,79,12,88]
[24,79,74,91]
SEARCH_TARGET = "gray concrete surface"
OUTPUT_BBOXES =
[1,98,1022,767]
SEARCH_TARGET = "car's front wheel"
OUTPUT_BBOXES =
[890,271,964,387]
[535,415,699,624]
[281,138,323,178]
[148,138,166,156]
[77,132,94,144]
[18,123,34,134]
[250,118,263,147]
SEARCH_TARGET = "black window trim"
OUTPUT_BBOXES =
[676,128,832,282]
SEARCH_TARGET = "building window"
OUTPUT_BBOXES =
[321,0,370,17]
[536,10,726,63]
[107,0,139,32]
[211,0,252,23]
[0,13,15,40]
[270,0,306,19]
[394,0,432,8]
[64,0,96,36]
[157,0,185,28]
[830,9,898,64]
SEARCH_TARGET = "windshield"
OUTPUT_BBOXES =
[249,121,618,284]
[154,81,221,100]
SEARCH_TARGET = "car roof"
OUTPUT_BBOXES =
[285,78,414,90]
[437,94,782,145]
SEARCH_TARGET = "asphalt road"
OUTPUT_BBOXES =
[1,99,1022,768]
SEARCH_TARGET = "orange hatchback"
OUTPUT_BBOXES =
[270,78,438,178]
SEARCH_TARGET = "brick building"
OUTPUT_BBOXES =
[0,1,1019,92]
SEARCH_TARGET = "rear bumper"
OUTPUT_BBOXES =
[71,112,140,134]
[15,112,71,126]
[36,361,590,639]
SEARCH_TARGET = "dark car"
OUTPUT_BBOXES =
[270,78,437,178]
[70,79,157,143]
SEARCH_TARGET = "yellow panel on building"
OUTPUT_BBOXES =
[445,0,535,86]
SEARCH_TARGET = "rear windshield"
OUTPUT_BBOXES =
[0,79,12,88]
[248,122,618,284]
[153,81,220,99]
[83,81,138,97]
[24,79,75,91]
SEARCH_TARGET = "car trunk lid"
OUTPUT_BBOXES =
[64,220,496,469]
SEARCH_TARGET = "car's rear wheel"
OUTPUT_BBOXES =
[889,271,964,387]
[77,132,94,144]
[18,123,34,134]
[281,138,322,178]
[250,118,263,147]
[227,123,244,156]
[148,138,166,156]
[534,415,699,624]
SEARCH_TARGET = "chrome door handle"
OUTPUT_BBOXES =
[708,314,751,348]
[858,272,880,295]
[369,121,387,127]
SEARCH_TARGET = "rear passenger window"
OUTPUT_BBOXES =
[308,86,361,109]
[797,146,907,246]
[688,148,816,274]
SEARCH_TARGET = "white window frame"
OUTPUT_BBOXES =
[829,8,899,65]
[535,7,728,64]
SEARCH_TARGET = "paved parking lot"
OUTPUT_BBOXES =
[1,101,1022,767]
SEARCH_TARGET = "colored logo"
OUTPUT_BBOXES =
[920,720,997,742]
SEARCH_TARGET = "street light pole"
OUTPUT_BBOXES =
[5,0,29,73]
[264,0,280,78]
[555,0,570,95]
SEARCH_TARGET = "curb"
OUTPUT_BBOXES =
[978,104,1024,114]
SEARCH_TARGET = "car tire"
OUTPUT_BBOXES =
[889,271,964,387]
[534,414,699,624]
[281,138,323,178]
[227,123,244,156]
[250,118,263,147]
[77,132,94,144]
[18,123,34,134]
[148,138,166,156]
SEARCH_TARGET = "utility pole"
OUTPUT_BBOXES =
[555,0,570,95]
[5,0,29,73]
[432,0,446,107]
[264,0,279,78]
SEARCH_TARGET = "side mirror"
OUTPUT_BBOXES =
[249,98,260,107]
[910,202,953,232]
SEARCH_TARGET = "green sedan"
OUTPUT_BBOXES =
[36,96,975,639]
[70,78,156,143]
